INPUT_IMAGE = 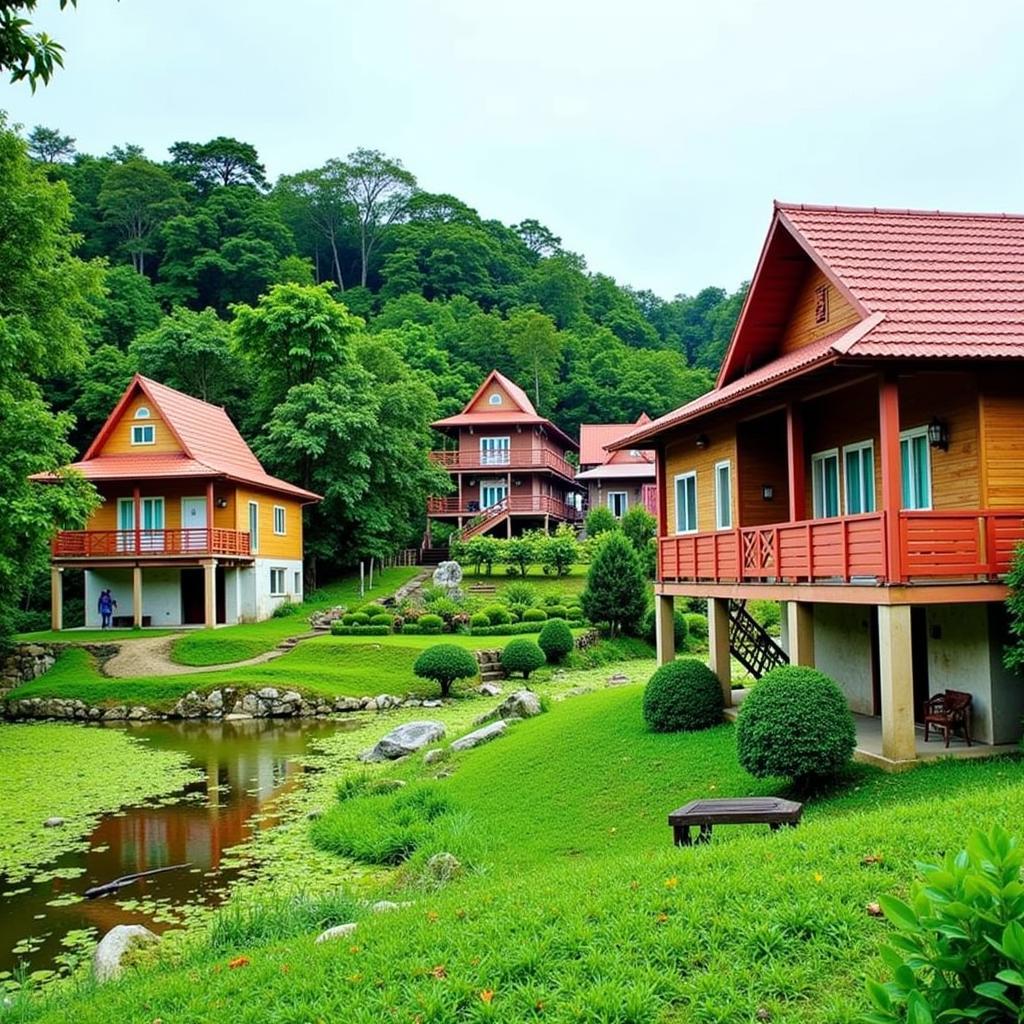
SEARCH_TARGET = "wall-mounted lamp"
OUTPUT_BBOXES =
[927,417,949,452]
[215,497,229,508]
[761,484,774,501]
[467,478,478,487]
[513,478,523,487]
[695,434,710,450]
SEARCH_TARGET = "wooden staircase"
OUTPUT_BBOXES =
[458,499,510,542]
[728,600,788,680]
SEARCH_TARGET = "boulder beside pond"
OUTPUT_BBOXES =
[93,924,159,983]
[360,720,447,762]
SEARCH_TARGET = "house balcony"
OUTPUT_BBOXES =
[429,449,577,481]
[427,495,582,521]
[658,509,1024,591]
[52,528,253,561]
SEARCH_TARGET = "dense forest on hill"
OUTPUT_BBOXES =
[1,115,746,632]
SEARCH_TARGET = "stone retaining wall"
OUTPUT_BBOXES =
[1,642,118,697]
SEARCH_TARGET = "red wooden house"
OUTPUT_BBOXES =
[426,370,583,541]
[613,202,1024,764]
[576,414,658,521]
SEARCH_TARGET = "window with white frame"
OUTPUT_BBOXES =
[842,440,875,514]
[674,472,697,534]
[131,424,155,445]
[811,449,840,518]
[293,571,301,593]
[607,491,628,517]
[714,460,732,530]
[488,393,502,405]
[248,500,260,553]
[269,568,285,596]
[900,426,933,510]
[479,436,510,466]
[273,505,286,535]
[134,406,151,419]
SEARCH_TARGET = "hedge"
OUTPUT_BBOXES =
[470,622,545,636]
[331,624,392,636]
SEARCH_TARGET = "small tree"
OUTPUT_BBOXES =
[500,638,546,679]
[1004,544,1024,674]
[463,535,500,576]
[538,619,574,664]
[580,532,648,638]
[539,523,579,576]
[503,532,539,577]
[413,643,479,698]
[584,505,618,539]
[621,504,657,552]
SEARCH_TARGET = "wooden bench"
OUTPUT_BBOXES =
[668,797,803,846]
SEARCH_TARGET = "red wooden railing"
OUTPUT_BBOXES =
[428,495,582,519]
[52,528,252,558]
[658,509,1024,585]
[429,448,576,480]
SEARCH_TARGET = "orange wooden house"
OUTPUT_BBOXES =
[614,203,1024,763]
[425,370,583,543]
[34,375,320,630]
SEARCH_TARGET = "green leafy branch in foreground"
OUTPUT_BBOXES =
[865,825,1024,1023]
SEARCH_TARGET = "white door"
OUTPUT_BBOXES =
[182,498,208,550]
[480,480,508,509]
[117,498,135,552]
[140,497,165,551]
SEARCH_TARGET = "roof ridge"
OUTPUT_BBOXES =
[775,200,1024,221]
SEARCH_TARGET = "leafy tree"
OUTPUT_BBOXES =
[131,307,247,410]
[169,136,267,191]
[507,308,563,410]
[580,531,648,638]
[539,523,578,576]
[1004,544,1024,675]
[461,535,500,576]
[584,504,618,538]
[1,0,75,89]
[503,533,540,577]
[71,343,138,438]
[342,148,416,287]
[98,158,181,273]
[26,124,75,163]
[89,265,162,349]
[621,504,657,552]
[514,218,561,259]
[413,643,479,698]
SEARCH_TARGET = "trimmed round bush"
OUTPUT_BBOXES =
[351,612,371,626]
[736,666,855,782]
[538,618,574,664]
[640,606,689,648]
[341,613,358,626]
[545,604,569,620]
[369,614,394,627]
[418,613,444,634]
[642,658,724,732]
[483,604,510,625]
[500,638,547,679]
[469,612,491,628]
[542,594,563,607]
[522,607,547,622]
[684,613,708,640]
[413,643,479,698]
[360,604,388,618]
[566,605,584,621]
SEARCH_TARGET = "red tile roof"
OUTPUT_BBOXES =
[35,375,320,502]
[579,415,653,466]
[615,203,1024,449]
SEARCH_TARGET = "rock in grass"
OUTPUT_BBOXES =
[607,673,630,686]
[451,721,507,752]
[478,683,503,697]
[360,721,447,762]
[43,817,65,828]
[371,900,402,914]
[476,690,542,724]
[93,925,159,982]
[315,922,358,944]
[425,852,462,884]
[423,748,448,765]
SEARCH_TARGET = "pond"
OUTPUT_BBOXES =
[0,717,362,978]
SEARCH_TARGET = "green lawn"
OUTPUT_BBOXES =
[14,681,1024,1023]
[460,563,587,603]
[170,566,422,666]
[13,628,177,644]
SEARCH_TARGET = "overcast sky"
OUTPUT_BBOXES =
[5,0,1024,297]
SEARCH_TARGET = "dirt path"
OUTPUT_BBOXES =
[101,634,307,678]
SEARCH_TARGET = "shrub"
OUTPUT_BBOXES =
[350,612,371,625]
[417,613,444,635]
[369,614,394,627]
[538,619,574,663]
[330,624,391,636]
[423,595,461,623]
[684,613,708,640]
[469,612,491,628]
[584,505,619,538]
[463,535,500,576]
[482,604,510,625]
[736,666,855,782]
[747,599,782,635]
[545,604,569,620]
[566,605,584,620]
[360,604,388,618]
[502,533,541,577]
[522,607,547,622]
[642,658,724,732]
[413,643,479,697]
[539,523,579,576]
[640,605,689,648]
[500,638,547,679]
[621,504,657,552]
[1005,543,1024,674]
[341,613,358,626]
[502,581,536,607]
[470,622,545,636]
[580,531,648,638]
[864,826,1024,1024]
[541,594,562,607]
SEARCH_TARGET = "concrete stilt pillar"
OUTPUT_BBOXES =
[204,559,218,629]
[132,566,143,627]
[50,566,63,631]
[878,604,916,762]
[654,593,676,666]
[787,602,815,666]
[708,597,733,708]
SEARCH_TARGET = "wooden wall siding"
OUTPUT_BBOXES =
[466,380,522,414]
[663,430,736,534]
[900,374,980,510]
[456,427,566,457]
[88,482,235,531]
[99,395,184,455]
[737,412,789,527]
[778,266,860,355]
[980,390,1024,507]
[234,488,304,560]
